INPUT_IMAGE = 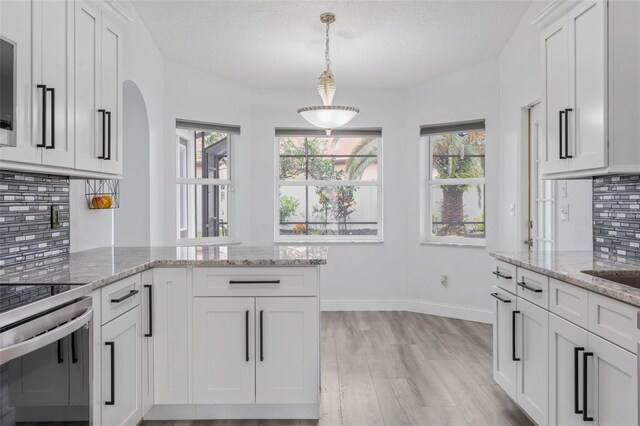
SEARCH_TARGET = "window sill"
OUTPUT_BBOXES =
[275,240,384,245]
[419,241,486,248]
[176,239,240,247]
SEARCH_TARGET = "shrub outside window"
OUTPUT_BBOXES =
[275,129,382,242]
[421,120,486,245]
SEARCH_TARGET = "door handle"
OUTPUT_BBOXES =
[574,347,584,414]
[490,292,511,303]
[492,269,512,280]
[245,310,249,362]
[57,339,63,364]
[144,285,153,337]
[105,341,115,406]
[45,87,55,149]
[564,108,573,158]
[98,109,106,159]
[71,331,78,364]
[512,310,520,361]
[259,309,264,362]
[517,281,543,293]
[110,289,138,303]
[36,85,47,147]
[583,351,594,421]
[559,110,566,159]
[105,111,111,160]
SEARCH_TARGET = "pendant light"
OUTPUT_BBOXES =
[297,13,359,135]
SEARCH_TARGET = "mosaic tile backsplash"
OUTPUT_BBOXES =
[0,171,70,275]
[593,175,640,261]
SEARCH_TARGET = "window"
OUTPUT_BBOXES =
[275,128,382,242]
[175,119,239,243]
[421,120,486,245]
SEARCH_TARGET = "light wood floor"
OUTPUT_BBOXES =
[143,311,533,426]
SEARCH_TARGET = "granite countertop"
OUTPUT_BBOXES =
[490,250,640,307]
[0,245,328,290]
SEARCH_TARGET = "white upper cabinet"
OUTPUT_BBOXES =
[535,0,640,178]
[0,0,125,177]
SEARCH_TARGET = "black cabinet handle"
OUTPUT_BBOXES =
[565,108,573,159]
[36,85,47,147]
[574,347,584,414]
[517,281,543,293]
[57,339,63,364]
[512,310,520,361]
[490,292,511,303]
[71,331,78,364]
[245,310,249,362]
[110,289,138,303]
[105,111,111,160]
[583,352,594,421]
[559,110,566,159]
[98,109,106,159]
[492,269,512,280]
[105,341,115,406]
[45,87,55,149]
[259,310,264,362]
[144,285,153,337]
[229,280,281,285]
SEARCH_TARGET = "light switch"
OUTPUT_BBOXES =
[560,181,568,198]
[560,204,569,221]
[509,203,515,217]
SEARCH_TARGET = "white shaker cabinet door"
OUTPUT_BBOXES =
[516,297,549,425]
[566,0,607,172]
[192,297,255,404]
[255,297,319,404]
[540,14,570,175]
[152,268,189,404]
[584,332,637,426]
[491,286,517,399]
[101,306,142,426]
[549,313,589,426]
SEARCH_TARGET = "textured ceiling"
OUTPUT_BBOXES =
[132,0,531,89]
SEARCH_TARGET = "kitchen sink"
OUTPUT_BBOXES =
[582,270,640,289]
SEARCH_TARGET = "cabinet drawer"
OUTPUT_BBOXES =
[492,260,517,294]
[101,273,141,325]
[549,278,589,329]
[516,267,549,310]
[193,267,318,297]
[588,292,640,354]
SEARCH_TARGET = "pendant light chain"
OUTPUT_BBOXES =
[325,20,331,72]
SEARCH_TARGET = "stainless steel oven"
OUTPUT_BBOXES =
[0,284,93,425]
[0,34,17,147]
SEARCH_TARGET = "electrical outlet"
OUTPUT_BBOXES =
[440,274,448,286]
[51,205,60,228]
[560,204,569,221]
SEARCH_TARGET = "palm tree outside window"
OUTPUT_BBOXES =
[421,120,486,245]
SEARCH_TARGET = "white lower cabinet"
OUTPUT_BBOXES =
[516,297,549,425]
[255,297,319,404]
[491,286,517,399]
[193,297,256,404]
[141,271,154,416]
[549,313,589,426]
[101,306,142,426]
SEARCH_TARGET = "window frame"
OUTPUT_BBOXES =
[175,125,235,246]
[420,124,486,247]
[274,131,384,243]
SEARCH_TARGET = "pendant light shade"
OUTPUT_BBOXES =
[297,13,359,135]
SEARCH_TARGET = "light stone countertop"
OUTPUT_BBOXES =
[491,250,640,307]
[0,245,328,290]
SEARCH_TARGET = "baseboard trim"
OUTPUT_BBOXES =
[320,299,492,324]
[144,404,319,420]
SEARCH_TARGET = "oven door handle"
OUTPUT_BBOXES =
[0,308,93,365]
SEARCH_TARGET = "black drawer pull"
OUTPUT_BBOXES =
[583,351,594,421]
[71,331,78,363]
[574,347,584,414]
[105,110,111,160]
[492,270,512,280]
[110,289,138,303]
[57,339,63,364]
[559,110,566,159]
[98,109,106,159]
[105,341,115,405]
[245,310,249,362]
[259,309,264,362]
[517,281,543,293]
[144,285,153,337]
[565,108,573,158]
[512,310,520,362]
[490,292,511,303]
[36,85,47,147]
[229,280,281,285]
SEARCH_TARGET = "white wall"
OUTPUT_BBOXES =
[70,0,165,252]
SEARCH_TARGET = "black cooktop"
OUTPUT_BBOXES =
[0,283,87,315]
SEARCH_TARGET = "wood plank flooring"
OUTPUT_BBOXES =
[143,311,533,426]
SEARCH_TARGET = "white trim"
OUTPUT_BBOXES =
[0,161,122,179]
[278,179,378,187]
[144,404,319,420]
[320,298,492,324]
[419,241,486,248]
